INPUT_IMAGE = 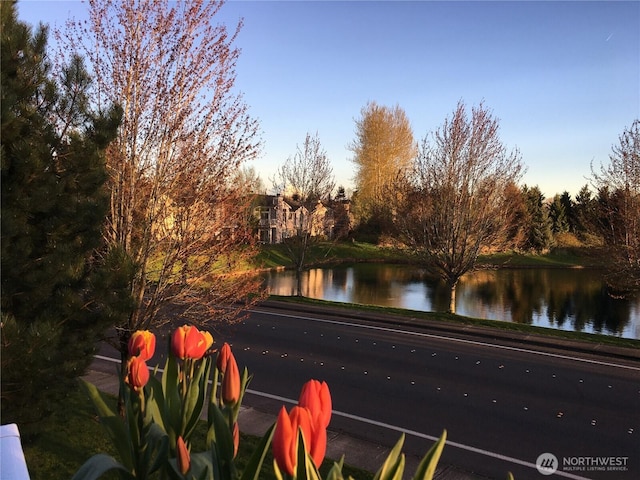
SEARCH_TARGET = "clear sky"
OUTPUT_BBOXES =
[17,0,640,198]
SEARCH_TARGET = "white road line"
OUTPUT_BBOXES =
[93,354,590,479]
[251,309,640,372]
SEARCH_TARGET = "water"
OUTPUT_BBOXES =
[261,264,640,339]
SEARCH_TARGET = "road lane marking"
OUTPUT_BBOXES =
[251,309,640,372]
[93,354,591,479]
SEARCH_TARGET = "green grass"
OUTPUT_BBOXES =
[22,387,373,480]
[254,241,604,270]
[477,248,603,268]
[254,241,415,270]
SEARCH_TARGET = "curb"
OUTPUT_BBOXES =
[257,299,640,362]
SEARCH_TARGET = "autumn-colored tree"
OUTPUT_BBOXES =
[349,102,415,234]
[393,101,524,313]
[61,0,264,361]
[274,132,335,295]
[591,120,640,294]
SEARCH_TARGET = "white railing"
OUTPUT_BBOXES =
[0,424,31,479]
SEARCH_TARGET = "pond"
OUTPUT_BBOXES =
[260,264,640,339]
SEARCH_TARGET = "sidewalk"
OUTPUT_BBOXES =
[82,369,489,480]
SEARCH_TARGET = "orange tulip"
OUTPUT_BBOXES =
[128,330,156,361]
[176,436,190,475]
[125,356,149,391]
[273,405,324,475]
[232,421,239,458]
[216,342,233,373]
[221,353,240,405]
[298,379,332,429]
[171,325,208,360]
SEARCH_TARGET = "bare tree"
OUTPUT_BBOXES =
[274,132,335,295]
[61,0,264,360]
[591,119,640,294]
[393,101,524,313]
[349,102,416,232]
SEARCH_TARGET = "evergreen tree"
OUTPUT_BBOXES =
[549,193,570,234]
[560,191,576,233]
[522,185,553,252]
[574,184,597,238]
[1,3,122,435]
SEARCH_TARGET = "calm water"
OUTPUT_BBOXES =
[261,264,640,339]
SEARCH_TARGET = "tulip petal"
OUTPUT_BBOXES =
[273,406,295,476]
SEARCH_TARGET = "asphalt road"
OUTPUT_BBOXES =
[97,301,640,479]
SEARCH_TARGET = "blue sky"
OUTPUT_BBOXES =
[17,0,640,197]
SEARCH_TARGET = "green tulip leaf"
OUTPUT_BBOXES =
[145,373,168,432]
[412,430,447,480]
[79,380,135,471]
[79,379,115,418]
[70,454,134,480]
[240,423,275,480]
[143,422,170,475]
[183,358,212,440]
[325,457,346,480]
[374,434,405,480]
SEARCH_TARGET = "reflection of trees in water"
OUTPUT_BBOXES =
[264,265,636,337]
[457,268,632,335]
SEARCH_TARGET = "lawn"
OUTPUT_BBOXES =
[254,240,602,270]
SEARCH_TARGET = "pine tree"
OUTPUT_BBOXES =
[522,185,553,252]
[549,194,569,234]
[1,3,122,435]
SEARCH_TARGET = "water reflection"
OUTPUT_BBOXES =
[261,265,640,339]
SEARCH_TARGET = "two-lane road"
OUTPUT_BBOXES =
[213,303,639,480]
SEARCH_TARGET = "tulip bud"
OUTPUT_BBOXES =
[221,353,240,405]
[125,356,149,391]
[272,405,316,475]
[176,436,190,475]
[298,379,332,429]
[216,342,232,373]
[171,325,208,360]
[272,406,296,476]
[232,421,239,458]
[128,330,156,361]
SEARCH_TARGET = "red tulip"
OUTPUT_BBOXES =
[176,436,190,475]
[125,356,149,391]
[273,405,323,475]
[128,330,156,361]
[221,353,240,405]
[216,342,233,373]
[298,379,332,429]
[171,325,209,360]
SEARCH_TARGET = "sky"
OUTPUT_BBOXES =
[16,0,640,198]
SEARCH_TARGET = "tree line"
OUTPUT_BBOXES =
[274,102,639,310]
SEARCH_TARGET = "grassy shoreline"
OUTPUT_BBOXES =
[254,241,604,270]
